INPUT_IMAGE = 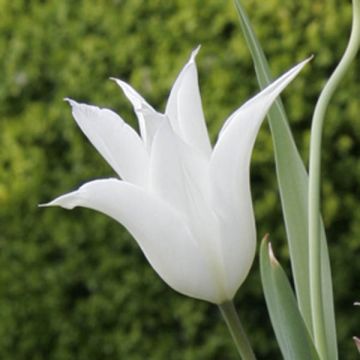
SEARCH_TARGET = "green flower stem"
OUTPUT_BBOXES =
[218,301,257,360]
[308,1,360,358]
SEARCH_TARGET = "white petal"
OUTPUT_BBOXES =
[112,79,165,152]
[43,179,226,303]
[210,58,311,297]
[149,121,228,294]
[165,47,212,157]
[149,119,209,217]
[111,78,154,113]
[219,57,312,137]
[65,99,149,187]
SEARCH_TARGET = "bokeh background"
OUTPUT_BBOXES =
[0,0,359,358]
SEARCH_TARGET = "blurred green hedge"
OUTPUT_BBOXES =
[0,0,359,358]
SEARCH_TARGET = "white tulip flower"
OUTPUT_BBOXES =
[43,48,309,304]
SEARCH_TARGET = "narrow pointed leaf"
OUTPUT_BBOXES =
[234,1,337,357]
[260,237,319,360]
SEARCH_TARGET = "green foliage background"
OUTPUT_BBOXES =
[0,0,359,358]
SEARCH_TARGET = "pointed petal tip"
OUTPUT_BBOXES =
[189,45,201,62]
[111,77,133,93]
[112,78,154,114]
[110,78,136,94]
[293,56,312,72]
[38,199,65,208]
[109,76,119,85]
[295,55,314,72]
[282,56,313,80]
[110,77,125,86]
[64,97,77,107]
[38,202,51,208]
[38,190,82,210]
[109,77,133,92]
[110,77,134,95]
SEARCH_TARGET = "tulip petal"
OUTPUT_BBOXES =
[219,57,311,137]
[149,121,228,288]
[112,79,165,152]
[165,47,212,157]
[149,119,210,221]
[210,58,310,296]
[149,120,206,214]
[65,99,149,187]
[111,78,154,112]
[43,179,224,303]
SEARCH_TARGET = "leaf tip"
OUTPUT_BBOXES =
[268,241,279,267]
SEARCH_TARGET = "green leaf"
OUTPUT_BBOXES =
[233,1,337,358]
[260,236,319,360]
